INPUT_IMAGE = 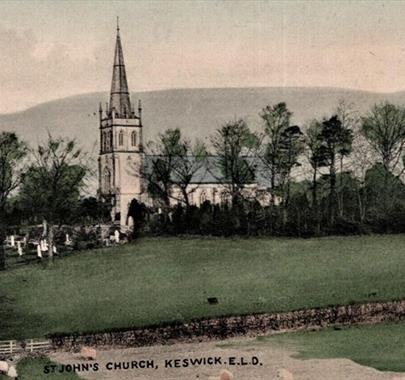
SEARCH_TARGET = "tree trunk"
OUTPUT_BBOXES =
[357,187,366,223]
[47,223,54,259]
[329,154,336,227]
[338,155,344,218]
[0,204,5,269]
[0,223,5,271]
[181,187,190,209]
[282,177,291,230]
[312,166,320,235]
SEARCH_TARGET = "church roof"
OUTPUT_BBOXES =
[109,22,132,117]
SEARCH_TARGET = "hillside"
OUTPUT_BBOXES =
[2,87,405,154]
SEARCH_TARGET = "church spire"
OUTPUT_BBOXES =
[109,19,131,117]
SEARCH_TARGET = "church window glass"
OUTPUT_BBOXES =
[119,130,124,146]
[220,192,229,205]
[104,168,111,190]
[131,131,137,146]
[103,132,107,151]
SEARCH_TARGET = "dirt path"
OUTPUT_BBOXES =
[49,336,405,380]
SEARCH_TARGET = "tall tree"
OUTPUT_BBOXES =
[336,101,357,217]
[361,102,405,210]
[350,126,375,223]
[305,120,324,210]
[318,115,353,226]
[0,132,27,270]
[141,131,178,210]
[0,132,28,214]
[260,103,293,202]
[276,125,305,225]
[19,136,89,258]
[211,119,258,203]
[141,129,207,209]
[171,140,207,207]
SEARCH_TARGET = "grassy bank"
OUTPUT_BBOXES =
[1,235,405,339]
[253,320,405,372]
[0,356,81,380]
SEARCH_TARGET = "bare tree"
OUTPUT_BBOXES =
[304,120,325,232]
[170,138,207,207]
[350,128,375,222]
[0,132,27,269]
[211,119,259,203]
[259,102,292,203]
[361,102,405,210]
[19,136,90,259]
[335,100,357,217]
[0,132,28,214]
[140,129,207,209]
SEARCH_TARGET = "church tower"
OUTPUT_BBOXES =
[98,22,143,228]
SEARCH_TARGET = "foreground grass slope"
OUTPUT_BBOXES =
[0,356,81,380]
[1,235,405,339]
[255,321,405,372]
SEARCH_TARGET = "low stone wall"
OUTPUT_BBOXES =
[50,299,405,350]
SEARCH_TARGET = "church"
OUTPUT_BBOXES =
[98,25,271,228]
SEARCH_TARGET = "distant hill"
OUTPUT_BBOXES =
[1,87,405,154]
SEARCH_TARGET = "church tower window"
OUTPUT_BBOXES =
[131,131,137,146]
[119,130,124,146]
[103,132,107,152]
[104,168,111,190]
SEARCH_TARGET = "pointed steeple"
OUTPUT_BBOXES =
[110,18,131,117]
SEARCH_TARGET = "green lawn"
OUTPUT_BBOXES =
[1,235,405,339]
[0,356,81,380]
[250,321,405,372]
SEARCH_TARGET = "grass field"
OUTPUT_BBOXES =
[1,235,405,340]
[0,356,81,380]
[251,320,405,372]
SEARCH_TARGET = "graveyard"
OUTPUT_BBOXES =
[1,234,405,341]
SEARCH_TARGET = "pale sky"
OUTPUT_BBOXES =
[2,0,405,113]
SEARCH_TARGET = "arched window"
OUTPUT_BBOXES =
[119,130,124,146]
[103,132,107,152]
[131,131,137,146]
[200,191,207,205]
[109,130,113,149]
[104,168,111,190]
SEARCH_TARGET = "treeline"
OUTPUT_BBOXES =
[138,100,405,236]
[2,99,405,252]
